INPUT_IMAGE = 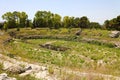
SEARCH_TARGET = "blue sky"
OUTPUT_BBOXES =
[0,0,120,24]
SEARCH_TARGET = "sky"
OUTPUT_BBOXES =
[0,0,120,24]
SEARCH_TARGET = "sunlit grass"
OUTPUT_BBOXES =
[1,28,120,79]
[5,38,120,76]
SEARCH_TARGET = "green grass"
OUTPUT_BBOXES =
[8,28,120,42]
[5,38,120,76]
[2,28,120,79]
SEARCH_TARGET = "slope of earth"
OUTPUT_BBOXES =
[0,28,120,80]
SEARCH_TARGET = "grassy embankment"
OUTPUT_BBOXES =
[1,28,120,79]
[6,28,120,74]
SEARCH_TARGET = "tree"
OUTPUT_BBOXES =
[104,20,110,29]
[79,16,90,28]
[90,22,101,29]
[34,11,48,27]
[63,16,70,28]
[53,14,61,29]
[33,18,36,28]
[104,15,120,30]
[13,11,20,30]
[2,12,12,22]
[63,16,74,28]
[2,12,16,28]
[74,17,80,28]
[116,15,120,30]
[19,12,28,28]
[0,22,4,30]
[34,11,62,29]
[2,11,28,30]
[69,17,75,28]
[26,19,33,28]
[47,12,54,29]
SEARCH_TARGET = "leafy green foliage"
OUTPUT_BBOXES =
[104,15,120,30]
[33,11,61,29]
[79,16,90,28]
[2,11,28,30]
[90,22,101,29]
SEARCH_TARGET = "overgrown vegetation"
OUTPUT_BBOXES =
[5,38,120,76]
[0,28,120,79]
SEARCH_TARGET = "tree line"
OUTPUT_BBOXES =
[104,16,120,30]
[0,10,120,31]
